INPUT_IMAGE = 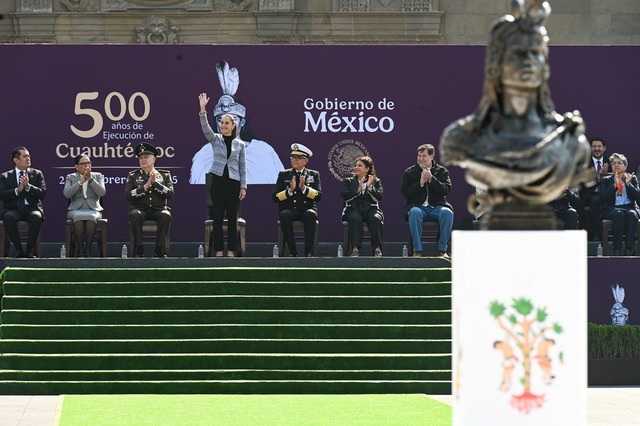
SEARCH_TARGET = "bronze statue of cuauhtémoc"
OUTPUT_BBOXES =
[440,0,594,229]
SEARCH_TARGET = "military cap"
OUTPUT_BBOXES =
[135,143,158,157]
[291,143,313,158]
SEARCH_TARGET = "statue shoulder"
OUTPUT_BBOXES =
[440,115,478,164]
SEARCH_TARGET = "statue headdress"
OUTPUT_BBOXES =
[213,61,247,118]
[610,284,629,323]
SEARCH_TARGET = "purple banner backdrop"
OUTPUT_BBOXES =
[1,45,639,243]
[588,258,638,325]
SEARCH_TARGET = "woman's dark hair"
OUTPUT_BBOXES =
[74,154,90,165]
[356,156,376,178]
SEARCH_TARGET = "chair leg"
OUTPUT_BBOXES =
[342,222,349,256]
[278,224,285,257]
[407,226,414,256]
[65,223,73,258]
[0,225,6,257]
[602,222,612,256]
[239,225,246,257]
[99,224,108,257]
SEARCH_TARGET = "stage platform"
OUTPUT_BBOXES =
[0,255,451,270]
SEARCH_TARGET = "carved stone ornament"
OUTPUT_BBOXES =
[135,16,179,44]
[213,0,256,11]
[18,0,53,13]
[102,0,212,11]
[60,0,101,12]
[402,0,433,12]
[440,0,594,230]
[259,0,294,11]
[338,0,370,12]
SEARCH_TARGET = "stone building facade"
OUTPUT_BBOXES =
[1,0,639,45]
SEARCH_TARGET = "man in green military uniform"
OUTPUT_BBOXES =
[125,143,174,257]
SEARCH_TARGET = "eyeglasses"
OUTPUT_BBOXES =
[290,156,306,160]
[78,162,92,166]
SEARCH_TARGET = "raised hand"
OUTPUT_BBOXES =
[199,93,210,110]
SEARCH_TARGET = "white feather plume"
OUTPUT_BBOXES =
[215,61,240,97]
[611,284,625,304]
[510,0,524,18]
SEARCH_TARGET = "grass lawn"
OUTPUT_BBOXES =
[58,394,451,425]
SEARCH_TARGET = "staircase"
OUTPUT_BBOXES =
[0,265,451,394]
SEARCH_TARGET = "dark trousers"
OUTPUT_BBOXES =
[279,208,317,255]
[210,173,240,252]
[344,207,384,252]
[581,192,603,235]
[602,206,639,251]
[556,207,579,230]
[129,207,171,251]
[2,207,42,253]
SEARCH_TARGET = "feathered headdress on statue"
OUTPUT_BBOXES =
[610,283,629,324]
[213,60,246,118]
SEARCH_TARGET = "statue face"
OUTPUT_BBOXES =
[612,312,627,326]
[500,32,546,90]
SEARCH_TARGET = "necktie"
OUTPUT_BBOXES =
[18,171,26,207]
[596,160,601,173]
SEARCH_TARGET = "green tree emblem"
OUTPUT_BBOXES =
[490,298,564,413]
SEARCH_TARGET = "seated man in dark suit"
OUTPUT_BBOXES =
[578,137,611,240]
[0,146,46,258]
[272,144,322,257]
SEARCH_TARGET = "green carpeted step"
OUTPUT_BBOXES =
[1,267,452,284]
[0,369,452,382]
[0,353,452,371]
[0,338,452,354]
[2,281,452,297]
[1,295,451,311]
[1,309,452,325]
[1,324,452,340]
[0,265,453,395]
[0,380,452,395]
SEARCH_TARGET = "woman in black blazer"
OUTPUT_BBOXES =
[340,156,384,257]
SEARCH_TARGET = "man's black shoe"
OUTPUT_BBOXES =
[25,248,37,258]
[135,246,144,258]
[305,252,314,257]
[14,249,26,258]
[624,248,635,256]
[153,247,167,258]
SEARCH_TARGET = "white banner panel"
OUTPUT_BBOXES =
[452,231,587,426]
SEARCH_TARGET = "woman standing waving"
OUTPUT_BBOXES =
[199,93,247,257]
